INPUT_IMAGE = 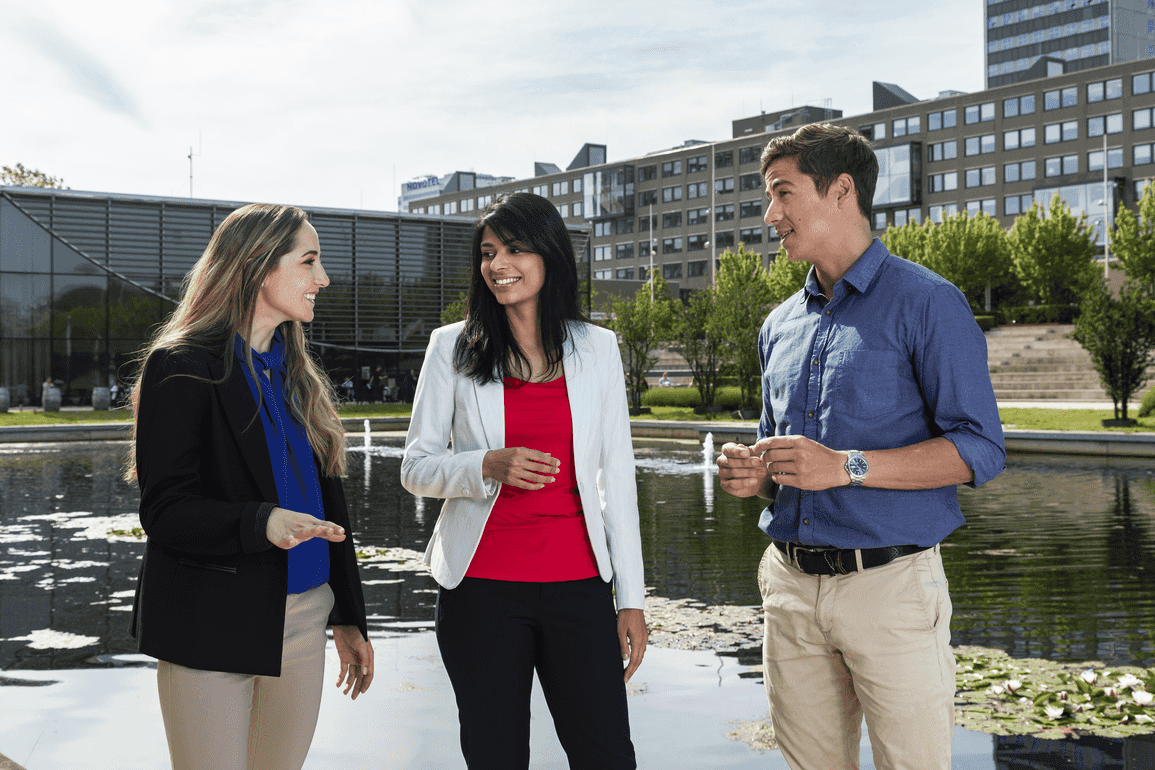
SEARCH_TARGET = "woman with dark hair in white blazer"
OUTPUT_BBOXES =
[402,192,646,769]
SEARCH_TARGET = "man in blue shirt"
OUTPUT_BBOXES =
[718,123,1005,770]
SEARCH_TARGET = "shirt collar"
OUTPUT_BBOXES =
[233,329,286,373]
[801,237,889,302]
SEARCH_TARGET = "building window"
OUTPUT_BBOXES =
[928,171,958,192]
[557,203,569,218]
[573,178,582,193]
[1045,86,1078,110]
[1004,194,1033,216]
[1088,148,1124,171]
[739,226,763,244]
[767,225,778,240]
[686,182,708,199]
[638,266,649,280]
[1003,160,1036,183]
[662,263,683,279]
[478,194,493,208]
[688,260,707,277]
[739,145,762,165]
[892,207,921,227]
[663,211,682,228]
[1063,154,1078,175]
[687,155,708,173]
[1134,143,1153,166]
[594,246,611,261]
[533,184,548,196]
[966,167,996,188]
[928,204,958,223]
[687,207,709,225]
[616,268,634,280]
[616,243,634,259]
[716,231,735,248]
[594,270,612,279]
[966,199,997,217]
[965,135,995,156]
[461,199,476,212]
[927,109,957,131]
[688,234,708,251]
[739,173,762,191]
[639,165,657,181]
[1044,156,1062,177]
[638,215,657,231]
[872,212,887,230]
[715,150,734,168]
[893,116,920,136]
[715,204,735,222]
[1134,108,1153,131]
[1043,121,1078,144]
[573,202,582,217]
[1003,127,1036,150]
[662,238,683,254]
[639,240,652,257]
[965,102,995,124]
[638,189,658,207]
[662,160,682,177]
[739,200,762,218]
[860,122,886,141]
[551,181,569,196]
[714,177,735,195]
[446,201,458,215]
[594,222,613,237]
[616,218,633,235]
[662,186,683,203]
[1003,95,1036,117]
[1088,113,1124,137]
[1134,72,1152,96]
[928,141,957,161]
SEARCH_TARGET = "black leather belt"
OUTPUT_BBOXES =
[773,540,931,576]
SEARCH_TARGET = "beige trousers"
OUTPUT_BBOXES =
[156,582,335,770]
[758,543,955,770]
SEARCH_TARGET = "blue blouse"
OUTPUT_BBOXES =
[234,331,330,594]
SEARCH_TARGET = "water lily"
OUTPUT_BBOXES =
[989,685,1005,696]
[1118,674,1143,689]
[1058,691,1069,701]
[1105,686,1119,698]
[1134,690,1153,706]
[1019,697,1030,704]
[1044,704,1066,720]
[1006,679,1022,693]
[1080,669,1098,685]
[1135,714,1155,725]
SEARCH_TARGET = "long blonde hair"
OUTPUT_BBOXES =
[124,203,347,481]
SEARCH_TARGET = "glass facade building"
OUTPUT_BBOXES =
[0,188,590,406]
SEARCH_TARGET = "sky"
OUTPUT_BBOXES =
[1,0,985,212]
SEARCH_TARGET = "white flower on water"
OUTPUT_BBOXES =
[1118,674,1143,689]
[1019,697,1030,704]
[989,685,1005,696]
[1006,679,1022,693]
[1133,690,1154,706]
[1105,686,1120,698]
[1080,669,1098,685]
[1044,704,1065,720]
[1134,714,1155,725]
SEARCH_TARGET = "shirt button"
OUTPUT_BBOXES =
[807,411,814,418]
[803,518,810,525]
[812,359,818,366]
[824,310,831,316]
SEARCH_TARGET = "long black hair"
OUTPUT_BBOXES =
[453,192,587,383]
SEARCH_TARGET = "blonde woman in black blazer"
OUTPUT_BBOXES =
[126,204,372,770]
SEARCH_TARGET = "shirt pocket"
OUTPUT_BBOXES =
[830,349,906,420]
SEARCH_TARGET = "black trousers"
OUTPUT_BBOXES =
[435,577,637,770]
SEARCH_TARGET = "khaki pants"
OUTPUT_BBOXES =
[156,582,335,770]
[758,543,955,770]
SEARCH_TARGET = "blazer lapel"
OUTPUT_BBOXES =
[473,377,504,450]
[562,332,592,464]
[210,357,280,504]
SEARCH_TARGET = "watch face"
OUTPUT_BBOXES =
[847,455,869,477]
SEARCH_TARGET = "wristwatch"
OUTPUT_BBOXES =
[844,450,868,487]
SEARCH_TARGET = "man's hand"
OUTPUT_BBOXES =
[752,435,849,491]
[717,442,771,498]
[617,608,647,683]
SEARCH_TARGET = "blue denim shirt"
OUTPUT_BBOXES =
[757,239,1005,548]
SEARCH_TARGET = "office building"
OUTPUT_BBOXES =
[398,170,513,212]
[412,56,1155,301]
[0,187,590,405]
[985,0,1155,88]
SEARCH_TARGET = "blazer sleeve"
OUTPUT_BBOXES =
[401,325,496,500]
[595,332,646,610]
[136,349,275,556]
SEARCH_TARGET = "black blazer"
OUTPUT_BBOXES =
[129,344,367,677]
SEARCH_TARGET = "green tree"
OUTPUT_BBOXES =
[1,163,68,189]
[925,211,1016,312]
[881,217,934,269]
[1071,279,1155,420]
[711,243,773,410]
[766,247,810,305]
[671,288,725,409]
[606,276,675,410]
[440,290,468,325]
[1111,181,1155,288]
[1007,194,1099,308]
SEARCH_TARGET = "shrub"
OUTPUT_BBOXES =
[641,388,702,407]
[998,305,1079,325]
[974,315,997,333]
[1139,387,1155,418]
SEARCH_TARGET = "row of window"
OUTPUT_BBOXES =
[987,13,1109,50]
[929,149,1131,191]
[591,227,773,263]
[987,0,1109,28]
[988,43,1111,80]
[641,147,764,181]
[593,260,717,281]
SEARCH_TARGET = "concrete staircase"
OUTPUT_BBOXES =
[986,324,1151,402]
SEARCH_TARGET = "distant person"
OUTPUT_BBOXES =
[369,366,384,404]
[402,192,645,769]
[125,203,373,770]
[399,369,417,403]
[717,124,1005,770]
[341,375,354,403]
[109,381,120,407]
[41,377,52,407]
[658,372,671,387]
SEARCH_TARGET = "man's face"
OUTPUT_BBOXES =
[763,156,840,264]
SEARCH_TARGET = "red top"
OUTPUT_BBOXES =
[465,376,600,582]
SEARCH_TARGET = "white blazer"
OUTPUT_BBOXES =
[401,320,645,610]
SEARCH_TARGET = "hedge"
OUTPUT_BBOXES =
[641,385,758,409]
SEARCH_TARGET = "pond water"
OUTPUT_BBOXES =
[2,436,1154,766]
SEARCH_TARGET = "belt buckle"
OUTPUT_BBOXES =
[824,549,853,575]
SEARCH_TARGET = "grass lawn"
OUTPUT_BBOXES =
[1,404,1152,433]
